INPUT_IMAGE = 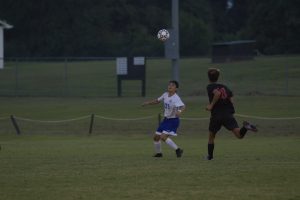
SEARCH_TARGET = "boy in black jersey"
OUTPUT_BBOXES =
[206,68,258,160]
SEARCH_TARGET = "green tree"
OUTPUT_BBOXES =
[241,0,300,54]
[180,0,213,55]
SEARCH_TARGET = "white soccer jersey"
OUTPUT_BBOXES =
[157,92,185,118]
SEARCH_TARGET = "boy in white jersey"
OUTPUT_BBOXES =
[142,80,185,158]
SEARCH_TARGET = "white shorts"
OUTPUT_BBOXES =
[155,131,177,136]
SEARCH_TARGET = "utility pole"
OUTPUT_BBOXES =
[171,0,179,81]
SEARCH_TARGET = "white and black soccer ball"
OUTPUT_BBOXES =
[157,29,170,41]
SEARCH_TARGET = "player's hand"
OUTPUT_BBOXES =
[206,104,213,111]
[175,110,182,117]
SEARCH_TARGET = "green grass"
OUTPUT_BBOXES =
[0,56,300,199]
[0,134,299,200]
[0,96,300,199]
[1,95,300,135]
[1,56,300,97]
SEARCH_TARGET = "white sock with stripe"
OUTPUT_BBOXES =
[165,138,178,150]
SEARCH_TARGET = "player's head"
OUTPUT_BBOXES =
[208,68,220,83]
[168,80,179,93]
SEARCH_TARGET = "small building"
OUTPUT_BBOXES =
[0,20,13,69]
[212,40,256,63]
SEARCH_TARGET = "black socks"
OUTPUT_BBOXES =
[208,143,214,160]
[240,127,248,138]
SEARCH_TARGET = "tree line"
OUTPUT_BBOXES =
[0,0,299,57]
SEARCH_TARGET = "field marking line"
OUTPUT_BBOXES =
[95,115,155,121]
[14,115,91,123]
[0,116,9,120]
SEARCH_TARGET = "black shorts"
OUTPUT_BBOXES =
[209,115,239,134]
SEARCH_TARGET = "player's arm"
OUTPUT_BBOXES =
[142,99,160,106]
[206,89,221,111]
[176,105,186,117]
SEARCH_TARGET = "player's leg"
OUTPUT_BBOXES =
[160,133,183,158]
[153,133,163,157]
[161,134,177,150]
[207,131,216,160]
[153,119,166,157]
[153,116,176,157]
[207,117,221,160]
[165,118,183,157]
[232,128,243,139]
[222,116,245,139]
[229,119,258,139]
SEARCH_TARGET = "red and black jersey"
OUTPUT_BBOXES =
[207,83,235,117]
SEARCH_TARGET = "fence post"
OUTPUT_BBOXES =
[14,59,19,96]
[89,114,95,135]
[10,115,21,135]
[64,58,68,96]
[285,65,289,96]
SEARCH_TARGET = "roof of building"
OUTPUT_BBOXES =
[0,20,13,29]
[213,40,256,46]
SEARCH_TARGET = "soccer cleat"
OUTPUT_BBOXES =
[243,121,258,132]
[175,148,183,158]
[153,153,163,157]
[206,155,213,160]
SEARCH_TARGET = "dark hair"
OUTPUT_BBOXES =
[169,80,179,88]
[208,68,220,82]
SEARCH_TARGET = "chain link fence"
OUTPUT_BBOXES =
[0,56,299,97]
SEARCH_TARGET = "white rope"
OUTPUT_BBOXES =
[235,114,300,120]
[182,114,300,121]
[14,115,91,123]
[181,117,210,121]
[10,113,300,123]
[0,116,8,120]
[95,115,155,121]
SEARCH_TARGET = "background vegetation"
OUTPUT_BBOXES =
[1,0,300,57]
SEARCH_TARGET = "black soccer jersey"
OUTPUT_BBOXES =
[207,83,235,117]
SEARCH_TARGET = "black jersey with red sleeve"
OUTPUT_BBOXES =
[207,83,235,117]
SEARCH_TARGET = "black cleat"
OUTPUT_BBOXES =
[243,121,258,132]
[153,153,163,157]
[206,155,213,160]
[175,148,183,158]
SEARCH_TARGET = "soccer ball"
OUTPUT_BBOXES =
[157,29,170,41]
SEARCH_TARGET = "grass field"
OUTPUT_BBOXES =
[0,96,299,200]
[0,56,300,199]
[0,134,299,200]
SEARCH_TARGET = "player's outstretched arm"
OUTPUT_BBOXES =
[142,99,160,106]
[206,90,221,111]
